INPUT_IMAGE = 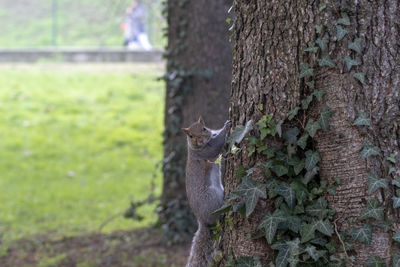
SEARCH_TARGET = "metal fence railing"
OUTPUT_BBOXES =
[0,0,165,48]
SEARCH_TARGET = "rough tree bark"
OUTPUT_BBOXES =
[222,0,399,265]
[159,0,232,242]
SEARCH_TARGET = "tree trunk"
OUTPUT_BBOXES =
[222,0,399,265]
[159,0,232,242]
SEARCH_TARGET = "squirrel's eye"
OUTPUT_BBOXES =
[189,134,193,138]
[203,127,206,131]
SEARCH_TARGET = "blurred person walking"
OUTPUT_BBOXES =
[122,0,152,50]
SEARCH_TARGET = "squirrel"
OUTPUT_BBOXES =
[182,116,231,267]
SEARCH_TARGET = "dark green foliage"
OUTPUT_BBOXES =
[353,72,366,84]
[299,63,314,78]
[283,127,300,144]
[346,224,373,245]
[305,119,321,137]
[393,252,400,267]
[393,229,400,244]
[348,38,363,54]
[258,210,287,244]
[336,25,348,40]
[353,112,371,126]
[359,199,384,221]
[305,45,319,53]
[344,56,360,71]
[337,12,350,26]
[318,54,335,68]
[235,256,263,267]
[312,90,326,101]
[302,95,314,110]
[319,105,335,131]
[228,120,254,147]
[233,176,267,217]
[274,182,296,208]
[316,38,328,51]
[367,173,388,194]
[305,150,321,171]
[366,256,386,267]
[288,107,300,121]
[361,142,381,159]
[306,197,329,219]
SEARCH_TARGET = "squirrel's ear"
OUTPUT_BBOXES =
[198,116,205,125]
[181,128,190,135]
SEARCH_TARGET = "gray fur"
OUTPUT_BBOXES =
[185,120,230,267]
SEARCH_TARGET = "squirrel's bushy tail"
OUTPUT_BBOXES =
[186,222,214,267]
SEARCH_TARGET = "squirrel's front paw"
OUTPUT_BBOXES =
[224,120,232,129]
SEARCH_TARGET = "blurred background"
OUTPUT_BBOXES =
[0,0,179,266]
[0,0,165,48]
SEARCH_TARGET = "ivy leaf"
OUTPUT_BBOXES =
[337,12,350,26]
[303,167,319,185]
[316,38,328,51]
[233,177,267,217]
[393,197,400,208]
[266,178,279,198]
[353,112,371,126]
[258,210,287,244]
[273,243,290,267]
[275,182,296,209]
[319,3,327,11]
[336,25,348,40]
[306,197,329,219]
[312,90,326,101]
[301,95,314,110]
[305,119,321,137]
[283,127,300,144]
[344,56,360,71]
[285,216,303,233]
[306,80,315,89]
[320,105,335,131]
[290,158,305,176]
[314,25,323,34]
[228,120,253,146]
[236,256,262,267]
[361,142,381,159]
[286,239,301,267]
[366,256,386,267]
[318,54,336,68]
[300,224,316,243]
[387,154,396,164]
[271,164,289,177]
[392,177,400,187]
[212,202,232,215]
[305,46,319,53]
[305,150,321,171]
[288,107,300,121]
[353,72,366,84]
[359,199,384,221]
[346,224,373,245]
[291,181,309,205]
[367,172,388,194]
[393,252,400,267]
[393,229,400,244]
[348,38,363,54]
[314,219,334,236]
[378,221,392,232]
[299,63,314,78]
[297,134,309,150]
[305,246,326,261]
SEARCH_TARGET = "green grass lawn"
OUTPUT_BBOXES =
[0,63,164,244]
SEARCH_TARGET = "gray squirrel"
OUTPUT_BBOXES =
[182,117,231,267]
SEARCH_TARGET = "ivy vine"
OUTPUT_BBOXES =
[214,3,399,266]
